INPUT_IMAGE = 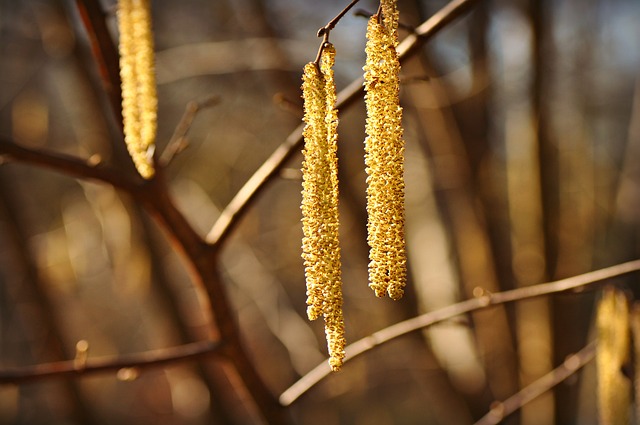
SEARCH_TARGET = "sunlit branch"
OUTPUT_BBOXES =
[473,342,596,425]
[279,259,640,405]
[0,340,222,384]
[205,0,481,248]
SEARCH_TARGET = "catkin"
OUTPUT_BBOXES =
[596,287,630,425]
[118,0,157,179]
[301,44,345,371]
[631,304,640,422]
[363,0,407,300]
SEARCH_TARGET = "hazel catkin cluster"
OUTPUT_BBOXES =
[117,0,157,179]
[300,0,407,372]
[301,44,345,371]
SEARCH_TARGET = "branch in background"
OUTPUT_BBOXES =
[205,0,481,248]
[160,95,220,166]
[0,138,139,192]
[473,341,596,425]
[279,259,640,405]
[74,0,123,127]
[0,340,222,384]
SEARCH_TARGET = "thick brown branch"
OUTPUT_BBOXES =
[205,0,481,248]
[0,138,139,192]
[279,259,640,405]
[0,340,222,384]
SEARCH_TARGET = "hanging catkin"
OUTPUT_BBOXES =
[596,287,631,425]
[117,0,157,179]
[301,44,345,371]
[363,0,407,300]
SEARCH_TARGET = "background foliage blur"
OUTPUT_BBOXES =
[1,0,640,424]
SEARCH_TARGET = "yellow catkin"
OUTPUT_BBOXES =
[631,303,640,422]
[363,0,407,300]
[117,0,156,179]
[301,44,345,371]
[596,287,630,425]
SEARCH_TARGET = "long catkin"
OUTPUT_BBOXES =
[301,44,345,371]
[596,287,630,425]
[118,0,157,179]
[363,0,407,300]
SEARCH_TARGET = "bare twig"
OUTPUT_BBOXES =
[74,0,123,127]
[473,342,596,425]
[0,340,222,384]
[279,259,640,405]
[0,138,139,192]
[313,0,362,65]
[205,0,481,247]
[317,0,362,37]
[160,95,220,166]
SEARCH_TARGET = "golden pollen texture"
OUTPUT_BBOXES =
[301,44,345,371]
[363,0,407,300]
[118,0,157,179]
[596,287,630,425]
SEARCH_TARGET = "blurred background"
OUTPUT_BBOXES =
[1,0,640,424]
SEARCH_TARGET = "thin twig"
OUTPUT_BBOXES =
[313,36,330,67]
[205,0,481,247]
[160,95,220,166]
[0,138,139,192]
[0,340,222,384]
[314,0,362,66]
[317,0,362,37]
[473,342,596,425]
[279,259,640,405]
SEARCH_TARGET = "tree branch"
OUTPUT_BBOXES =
[473,341,596,425]
[205,0,481,248]
[74,0,123,126]
[279,259,640,405]
[0,340,222,384]
[0,138,139,192]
